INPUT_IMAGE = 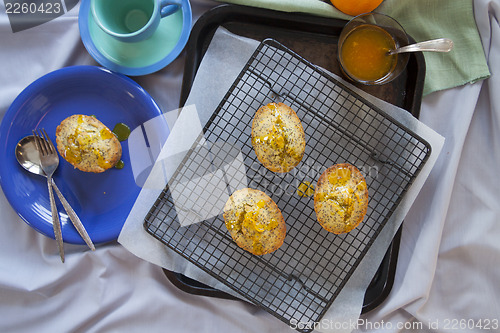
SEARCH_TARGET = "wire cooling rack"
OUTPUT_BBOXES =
[144,39,431,332]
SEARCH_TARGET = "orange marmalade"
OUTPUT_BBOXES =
[340,24,397,82]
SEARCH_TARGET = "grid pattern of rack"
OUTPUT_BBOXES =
[144,39,431,332]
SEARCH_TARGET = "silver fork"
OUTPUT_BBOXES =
[33,129,64,262]
[33,129,95,262]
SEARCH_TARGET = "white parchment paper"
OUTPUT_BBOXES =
[119,28,444,332]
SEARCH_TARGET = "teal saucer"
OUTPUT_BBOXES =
[79,0,192,76]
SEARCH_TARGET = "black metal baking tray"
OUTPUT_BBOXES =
[163,2,424,319]
[146,38,431,331]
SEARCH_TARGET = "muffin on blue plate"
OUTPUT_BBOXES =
[56,114,121,173]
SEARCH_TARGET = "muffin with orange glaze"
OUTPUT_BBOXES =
[314,163,369,234]
[251,102,305,173]
[56,114,121,173]
[223,188,286,255]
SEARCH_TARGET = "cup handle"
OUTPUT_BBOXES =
[160,0,182,18]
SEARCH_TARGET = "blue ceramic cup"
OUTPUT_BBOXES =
[91,0,182,43]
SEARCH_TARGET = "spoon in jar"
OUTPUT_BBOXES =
[388,38,454,55]
[15,135,95,251]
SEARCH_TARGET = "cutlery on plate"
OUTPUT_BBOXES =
[30,129,95,262]
[32,129,64,262]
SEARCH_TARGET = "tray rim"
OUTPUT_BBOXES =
[169,2,425,317]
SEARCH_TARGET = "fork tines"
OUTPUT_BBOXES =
[32,129,56,155]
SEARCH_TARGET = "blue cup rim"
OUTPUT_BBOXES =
[79,0,192,76]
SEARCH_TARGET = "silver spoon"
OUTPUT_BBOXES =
[15,135,95,251]
[388,38,454,55]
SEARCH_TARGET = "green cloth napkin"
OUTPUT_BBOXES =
[215,0,490,96]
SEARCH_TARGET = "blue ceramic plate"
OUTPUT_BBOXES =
[79,0,192,76]
[0,66,169,244]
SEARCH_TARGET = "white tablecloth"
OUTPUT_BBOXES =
[0,1,499,332]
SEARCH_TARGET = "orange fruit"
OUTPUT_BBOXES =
[331,0,384,16]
